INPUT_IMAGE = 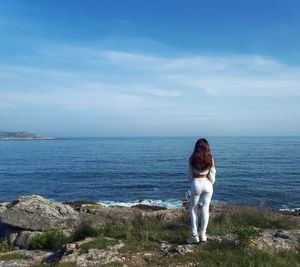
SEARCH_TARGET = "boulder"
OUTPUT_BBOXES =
[0,223,19,244]
[60,240,124,266]
[255,229,300,251]
[14,231,41,249]
[78,205,137,224]
[209,234,238,245]
[0,249,53,267]
[0,260,30,267]
[161,241,194,256]
[0,195,79,231]
[0,204,7,215]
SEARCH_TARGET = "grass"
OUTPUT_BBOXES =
[207,206,298,235]
[78,237,118,253]
[145,243,300,267]
[29,221,107,250]
[120,240,161,254]
[15,205,299,266]
[99,212,190,244]
[0,239,12,253]
[0,252,31,261]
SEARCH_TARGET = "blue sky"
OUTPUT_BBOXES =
[0,0,300,136]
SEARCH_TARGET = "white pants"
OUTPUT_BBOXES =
[189,179,213,237]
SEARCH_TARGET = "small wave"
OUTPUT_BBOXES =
[97,199,183,209]
[278,207,300,212]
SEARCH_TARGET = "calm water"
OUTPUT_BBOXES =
[0,137,299,210]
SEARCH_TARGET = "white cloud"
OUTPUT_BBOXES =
[1,45,300,121]
[99,51,300,96]
[3,43,298,98]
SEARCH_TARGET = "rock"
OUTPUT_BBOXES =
[279,208,300,217]
[274,230,290,239]
[0,195,79,231]
[209,234,238,245]
[161,242,193,256]
[44,244,76,263]
[255,229,300,251]
[0,260,30,267]
[8,232,19,245]
[43,237,94,263]
[17,249,53,262]
[62,201,98,211]
[131,204,167,211]
[61,241,124,266]
[0,204,7,215]
[0,249,52,267]
[78,205,138,224]
[14,231,41,249]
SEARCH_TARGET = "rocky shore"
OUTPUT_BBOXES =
[0,195,299,267]
[0,132,53,141]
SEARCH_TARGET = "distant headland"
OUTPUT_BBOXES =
[0,131,54,140]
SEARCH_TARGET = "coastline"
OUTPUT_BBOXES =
[0,131,54,141]
[0,137,55,141]
[0,195,299,266]
[2,197,300,213]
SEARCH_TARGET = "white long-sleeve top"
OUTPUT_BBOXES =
[187,163,216,184]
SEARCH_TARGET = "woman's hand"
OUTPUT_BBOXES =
[211,158,215,168]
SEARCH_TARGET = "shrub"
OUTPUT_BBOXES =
[30,230,69,250]
[71,221,100,241]
[96,221,128,239]
[0,239,12,253]
[233,226,262,247]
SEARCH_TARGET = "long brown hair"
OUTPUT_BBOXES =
[189,138,213,171]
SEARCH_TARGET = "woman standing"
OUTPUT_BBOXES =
[186,138,216,244]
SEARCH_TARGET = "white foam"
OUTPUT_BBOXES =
[97,199,183,209]
[278,207,300,212]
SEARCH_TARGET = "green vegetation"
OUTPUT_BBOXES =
[145,243,300,267]
[30,230,69,250]
[233,225,262,247]
[98,213,190,245]
[130,213,166,242]
[79,237,118,253]
[0,239,12,253]
[13,206,299,266]
[207,206,298,235]
[96,220,128,239]
[120,240,161,254]
[71,220,100,241]
[0,252,31,261]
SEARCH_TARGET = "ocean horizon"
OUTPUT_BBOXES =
[1,136,299,211]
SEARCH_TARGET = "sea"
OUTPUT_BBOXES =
[0,137,299,211]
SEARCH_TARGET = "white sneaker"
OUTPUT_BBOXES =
[200,235,207,242]
[186,234,200,244]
